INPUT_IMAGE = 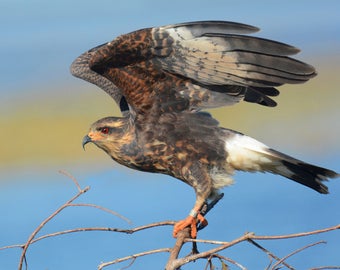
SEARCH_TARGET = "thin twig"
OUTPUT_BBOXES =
[69,203,132,224]
[271,241,326,270]
[251,224,340,240]
[248,239,294,270]
[18,172,89,270]
[213,254,247,270]
[98,248,171,270]
[3,221,175,251]
[310,267,340,270]
[59,170,82,192]
[185,238,229,245]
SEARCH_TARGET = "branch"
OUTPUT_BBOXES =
[98,248,172,270]
[1,171,338,270]
[207,254,247,270]
[68,203,132,224]
[167,224,340,269]
[17,177,89,270]
[2,221,175,251]
[247,239,294,270]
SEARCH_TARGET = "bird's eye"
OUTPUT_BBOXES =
[100,127,110,134]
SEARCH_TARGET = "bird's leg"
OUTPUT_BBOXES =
[198,192,224,231]
[173,196,208,238]
[173,164,213,238]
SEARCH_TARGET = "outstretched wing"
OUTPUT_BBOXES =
[70,44,130,116]
[71,21,316,115]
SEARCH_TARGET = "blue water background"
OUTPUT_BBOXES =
[0,0,339,269]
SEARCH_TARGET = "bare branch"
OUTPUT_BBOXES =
[18,184,89,270]
[1,171,338,270]
[168,224,340,270]
[98,248,171,270]
[3,221,175,252]
[248,239,294,270]
[165,227,191,270]
[310,267,340,270]
[185,238,229,245]
[271,241,326,270]
[167,232,255,270]
[69,203,132,224]
[211,254,247,270]
[59,170,82,192]
[251,224,340,240]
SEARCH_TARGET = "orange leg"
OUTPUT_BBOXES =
[173,204,208,238]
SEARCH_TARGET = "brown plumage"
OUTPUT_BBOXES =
[71,21,338,238]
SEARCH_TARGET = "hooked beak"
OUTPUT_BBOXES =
[82,135,92,150]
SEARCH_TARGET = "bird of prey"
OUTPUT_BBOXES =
[71,21,338,238]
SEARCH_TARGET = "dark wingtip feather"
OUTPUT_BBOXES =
[281,160,338,194]
[244,87,280,107]
[244,91,277,107]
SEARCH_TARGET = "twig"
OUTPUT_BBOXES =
[271,241,326,270]
[310,267,340,270]
[3,221,175,251]
[69,203,132,224]
[212,254,247,270]
[18,183,89,270]
[98,248,171,270]
[248,239,294,270]
[185,238,229,245]
[59,170,82,192]
[251,224,340,240]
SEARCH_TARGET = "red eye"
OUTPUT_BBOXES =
[101,127,109,134]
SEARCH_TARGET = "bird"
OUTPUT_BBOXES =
[71,21,338,238]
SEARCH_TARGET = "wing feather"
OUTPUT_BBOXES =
[160,20,260,38]
[71,21,317,114]
[154,33,316,87]
[70,44,130,115]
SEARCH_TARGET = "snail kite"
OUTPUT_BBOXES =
[71,21,338,238]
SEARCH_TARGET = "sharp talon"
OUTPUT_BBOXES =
[173,214,208,238]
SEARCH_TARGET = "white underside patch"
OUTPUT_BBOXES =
[209,133,297,192]
[225,133,295,178]
[225,134,271,171]
[230,137,289,176]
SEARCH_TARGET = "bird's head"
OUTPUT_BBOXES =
[82,116,132,156]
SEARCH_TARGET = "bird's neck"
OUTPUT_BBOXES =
[104,120,142,168]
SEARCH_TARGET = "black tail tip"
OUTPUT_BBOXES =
[282,160,338,194]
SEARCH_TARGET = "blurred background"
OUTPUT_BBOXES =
[0,0,339,269]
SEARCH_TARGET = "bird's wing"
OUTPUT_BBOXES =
[70,44,130,116]
[71,21,316,115]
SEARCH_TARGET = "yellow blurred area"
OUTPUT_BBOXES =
[0,84,119,169]
[1,57,339,170]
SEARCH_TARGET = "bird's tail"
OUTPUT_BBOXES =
[224,131,338,194]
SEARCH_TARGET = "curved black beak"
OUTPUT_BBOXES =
[82,135,92,150]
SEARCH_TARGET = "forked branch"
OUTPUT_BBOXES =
[0,172,338,270]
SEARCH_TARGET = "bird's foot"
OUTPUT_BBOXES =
[173,211,208,238]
